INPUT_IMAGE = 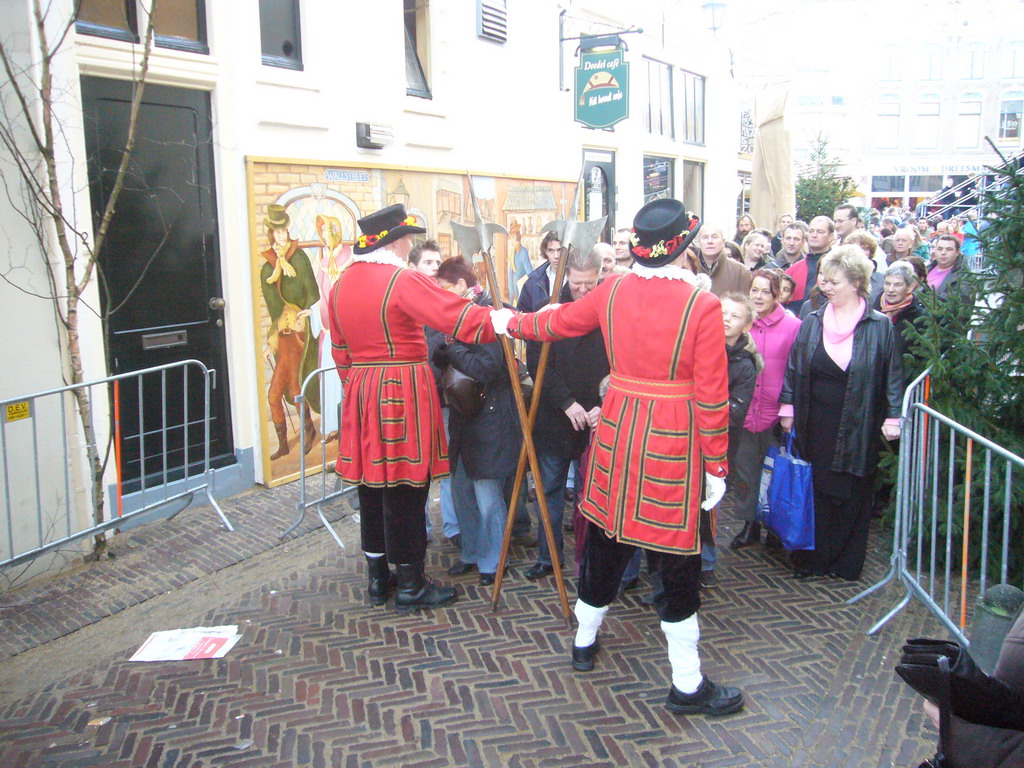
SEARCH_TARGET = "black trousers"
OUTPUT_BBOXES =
[357,483,430,564]
[578,524,702,622]
[791,478,873,580]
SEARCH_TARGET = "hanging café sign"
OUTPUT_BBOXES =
[574,49,629,129]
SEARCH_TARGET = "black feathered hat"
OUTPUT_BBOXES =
[629,199,701,268]
[354,204,426,254]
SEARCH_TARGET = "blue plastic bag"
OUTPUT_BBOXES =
[765,430,815,550]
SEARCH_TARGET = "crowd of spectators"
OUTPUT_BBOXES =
[405,199,979,594]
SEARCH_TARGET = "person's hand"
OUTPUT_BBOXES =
[702,473,726,511]
[564,402,588,430]
[585,406,601,429]
[296,309,311,320]
[430,344,449,368]
[490,308,514,335]
[923,699,940,730]
[780,416,794,433]
[263,344,274,363]
[882,423,901,441]
[538,302,560,313]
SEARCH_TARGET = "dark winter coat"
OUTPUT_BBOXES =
[928,256,974,304]
[532,283,610,459]
[726,334,760,429]
[517,261,559,377]
[437,293,522,480]
[871,292,929,384]
[780,302,903,477]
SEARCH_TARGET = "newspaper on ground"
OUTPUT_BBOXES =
[129,625,242,662]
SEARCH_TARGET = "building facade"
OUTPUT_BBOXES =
[0,0,745,567]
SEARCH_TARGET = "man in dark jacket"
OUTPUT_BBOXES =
[524,246,610,579]
[517,231,565,378]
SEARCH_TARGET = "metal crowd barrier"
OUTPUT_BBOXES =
[850,367,1024,644]
[279,365,356,548]
[0,360,231,571]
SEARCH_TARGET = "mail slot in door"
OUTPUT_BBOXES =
[141,330,188,350]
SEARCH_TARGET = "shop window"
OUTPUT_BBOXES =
[643,156,674,204]
[999,97,1023,142]
[871,176,906,193]
[76,0,208,54]
[680,70,705,145]
[909,175,944,192]
[260,0,303,70]
[644,58,674,139]
[956,100,982,148]
[874,103,900,150]
[913,101,940,149]
[405,0,431,99]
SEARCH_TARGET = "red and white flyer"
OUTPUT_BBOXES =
[129,625,242,662]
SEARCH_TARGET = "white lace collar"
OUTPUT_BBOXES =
[631,262,700,285]
[351,248,407,269]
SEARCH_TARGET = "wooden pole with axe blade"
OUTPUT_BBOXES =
[489,171,606,614]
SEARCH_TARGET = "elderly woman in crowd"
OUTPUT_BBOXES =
[432,256,521,587]
[740,231,771,271]
[780,246,903,581]
[874,260,929,382]
[727,269,802,551]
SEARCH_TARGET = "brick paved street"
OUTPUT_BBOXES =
[0,477,941,767]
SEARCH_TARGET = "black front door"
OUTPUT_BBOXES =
[81,77,233,487]
[582,149,616,242]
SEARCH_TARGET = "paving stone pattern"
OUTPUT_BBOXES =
[0,482,941,767]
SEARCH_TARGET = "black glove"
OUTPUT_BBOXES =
[895,637,1024,731]
[431,343,450,368]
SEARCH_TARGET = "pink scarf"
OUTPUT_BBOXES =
[821,298,865,371]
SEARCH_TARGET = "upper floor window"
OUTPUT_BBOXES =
[259,0,303,70]
[956,100,982,148]
[405,0,431,98]
[881,49,901,81]
[875,103,900,150]
[914,101,941,149]
[962,49,985,80]
[920,48,943,81]
[643,57,673,139]
[1004,44,1024,79]
[76,0,208,54]
[680,69,705,145]
[999,96,1023,142]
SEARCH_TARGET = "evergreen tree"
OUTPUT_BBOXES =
[794,136,859,221]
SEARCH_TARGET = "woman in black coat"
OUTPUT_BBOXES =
[779,246,903,581]
[431,257,521,586]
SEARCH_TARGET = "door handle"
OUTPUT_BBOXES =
[209,297,226,310]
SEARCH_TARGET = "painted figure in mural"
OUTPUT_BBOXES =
[313,214,351,443]
[261,203,320,460]
[493,198,744,717]
[328,204,500,613]
[507,218,533,305]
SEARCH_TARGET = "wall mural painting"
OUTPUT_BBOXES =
[247,159,575,486]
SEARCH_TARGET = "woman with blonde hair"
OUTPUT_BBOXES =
[779,245,903,581]
[739,231,771,271]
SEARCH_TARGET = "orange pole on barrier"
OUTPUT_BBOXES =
[960,438,973,629]
[114,380,124,518]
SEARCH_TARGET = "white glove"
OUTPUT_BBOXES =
[490,307,514,335]
[701,473,726,511]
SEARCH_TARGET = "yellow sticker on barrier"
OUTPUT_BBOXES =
[4,401,32,423]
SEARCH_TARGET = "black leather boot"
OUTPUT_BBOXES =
[394,561,457,613]
[365,555,395,606]
[666,677,744,716]
[729,521,761,550]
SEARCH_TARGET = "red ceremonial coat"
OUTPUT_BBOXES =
[507,273,729,554]
[329,258,496,487]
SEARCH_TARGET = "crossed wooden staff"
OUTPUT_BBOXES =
[451,172,606,624]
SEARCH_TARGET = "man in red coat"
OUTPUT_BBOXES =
[494,199,744,716]
[329,204,498,613]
